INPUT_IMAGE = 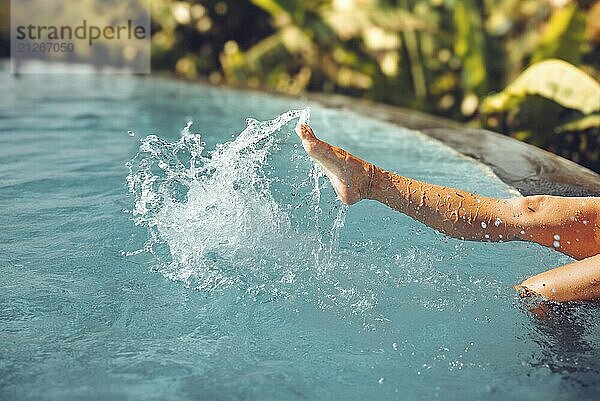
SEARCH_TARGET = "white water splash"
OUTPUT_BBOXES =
[126,109,350,297]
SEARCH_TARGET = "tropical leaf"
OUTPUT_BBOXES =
[250,0,286,17]
[531,2,586,65]
[481,59,600,114]
[454,0,487,95]
[555,114,600,133]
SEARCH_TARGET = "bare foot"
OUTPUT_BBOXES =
[295,123,373,205]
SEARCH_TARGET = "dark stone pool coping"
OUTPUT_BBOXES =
[310,93,600,197]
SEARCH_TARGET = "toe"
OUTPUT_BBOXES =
[297,124,317,141]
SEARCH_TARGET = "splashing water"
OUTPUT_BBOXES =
[126,109,359,304]
[124,109,536,320]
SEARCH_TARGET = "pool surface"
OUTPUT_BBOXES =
[1,68,600,401]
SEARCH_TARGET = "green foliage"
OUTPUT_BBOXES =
[481,58,600,170]
[454,0,487,96]
[482,59,600,115]
[556,114,600,133]
[531,2,586,65]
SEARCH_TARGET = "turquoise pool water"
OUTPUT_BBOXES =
[1,69,600,401]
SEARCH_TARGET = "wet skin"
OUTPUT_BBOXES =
[295,123,600,302]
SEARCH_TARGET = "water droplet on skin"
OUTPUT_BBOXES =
[494,218,502,227]
[128,130,135,136]
[484,234,490,239]
[476,198,481,203]
[553,234,560,241]
[583,220,589,225]
[520,230,525,235]
[498,234,503,239]
[481,222,487,229]
[553,241,560,248]
[551,288,557,293]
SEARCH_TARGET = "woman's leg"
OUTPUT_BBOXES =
[296,124,521,240]
[295,124,600,261]
[516,253,600,302]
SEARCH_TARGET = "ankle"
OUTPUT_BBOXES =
[364,163,375,200]
[365,164,385,201]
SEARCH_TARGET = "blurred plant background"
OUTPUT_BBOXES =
[1,0,599,171]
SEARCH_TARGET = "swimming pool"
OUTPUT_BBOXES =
[1,67,600,400]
